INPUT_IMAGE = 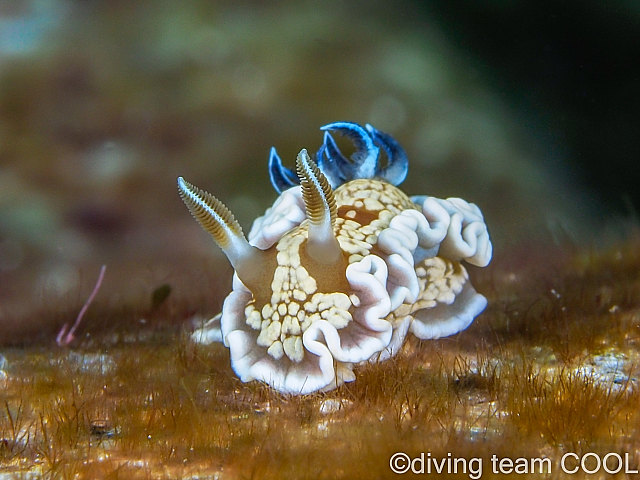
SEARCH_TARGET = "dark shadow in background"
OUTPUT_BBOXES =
[409,0,640,217]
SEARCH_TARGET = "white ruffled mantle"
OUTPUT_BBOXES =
[192,186,492,394]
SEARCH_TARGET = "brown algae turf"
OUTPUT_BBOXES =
[1,238,640,478]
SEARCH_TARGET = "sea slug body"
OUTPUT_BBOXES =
[179,122,492,394]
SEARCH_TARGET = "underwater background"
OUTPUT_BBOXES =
[0,0,639,341]
[1,2,640,479]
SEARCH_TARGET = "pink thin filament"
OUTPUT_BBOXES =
[56,265,107,347]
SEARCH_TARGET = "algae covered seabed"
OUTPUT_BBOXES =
[1,238,639,479]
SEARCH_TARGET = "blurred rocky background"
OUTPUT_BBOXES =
[0,0,638,342]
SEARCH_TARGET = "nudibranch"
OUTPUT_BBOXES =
[178,122,492,394]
